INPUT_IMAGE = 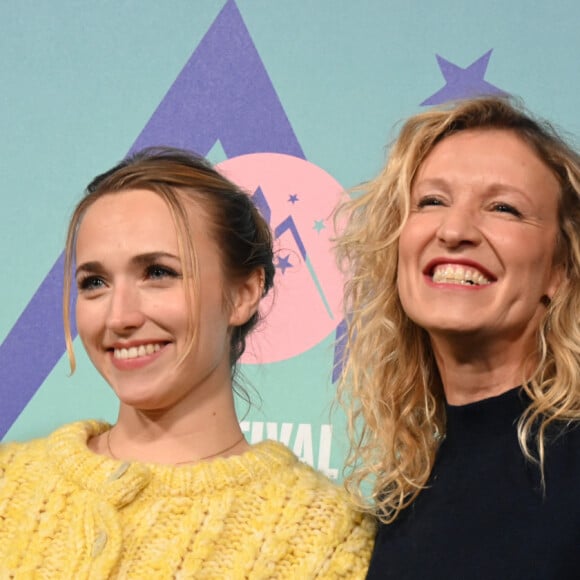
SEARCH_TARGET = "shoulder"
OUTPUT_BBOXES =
[542,419,580,500]
[0,428,56,499]
[0,430,49,469]
[0,420,106,472]
[249,439,351,502]
[248,441,376,578]
[545,418,580,456]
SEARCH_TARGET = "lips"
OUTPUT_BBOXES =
[107,340,170,371]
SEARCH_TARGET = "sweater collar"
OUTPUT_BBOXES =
[444,386,528,443]
[47,421,298,508]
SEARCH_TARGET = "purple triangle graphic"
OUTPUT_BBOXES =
[130,0,304,158]
[0,0,305,438]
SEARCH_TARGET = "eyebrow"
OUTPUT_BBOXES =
[75,251,180,276]
[412,178,450,193]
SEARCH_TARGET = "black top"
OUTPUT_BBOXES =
[366,388,580,580]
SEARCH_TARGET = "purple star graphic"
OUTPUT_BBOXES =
[421,49,507,106]
[288,194,299,204]
[276,254,293,274]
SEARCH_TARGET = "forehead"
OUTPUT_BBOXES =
[414,129,561,203]
[74,188,221,269]
[76,189,177,252]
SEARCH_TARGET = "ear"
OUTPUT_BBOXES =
[544,262,566,302]
[228,268,265,326]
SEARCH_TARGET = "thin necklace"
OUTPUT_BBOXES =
[106,429,246,464]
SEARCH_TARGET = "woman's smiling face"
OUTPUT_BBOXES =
[397,129,563,347]
[74,188,239,412]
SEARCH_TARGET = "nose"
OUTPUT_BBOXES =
[105,282,145,334]
[436,203,482,249]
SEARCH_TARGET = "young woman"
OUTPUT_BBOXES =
[0,148,374,577]
[336,97,580,579]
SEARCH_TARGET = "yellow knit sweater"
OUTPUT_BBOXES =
[0,421,374,578]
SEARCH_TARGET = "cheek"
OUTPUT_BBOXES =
[397,230,409,271]
[502,234,556,276]
[147,287,189,319]
[397,227,418,285]
[396,246,415,315]
[396,270,414,319]
[199,300,230,335]
[398,215,430,257]
[74,305,103,364]
[489,230,559,301]
[75,301,97,340]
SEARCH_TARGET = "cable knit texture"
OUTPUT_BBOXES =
[0,421,374,579]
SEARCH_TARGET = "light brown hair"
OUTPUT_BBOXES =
[64,147,274,378]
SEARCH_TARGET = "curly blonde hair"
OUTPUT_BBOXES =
[335,96,580,524]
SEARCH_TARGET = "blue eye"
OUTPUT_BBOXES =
[77,276,105,291]
[146,264,180,280]
[491,202,522,217]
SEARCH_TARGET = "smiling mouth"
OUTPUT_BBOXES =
[113,343,165,360]
[431,264,492,286]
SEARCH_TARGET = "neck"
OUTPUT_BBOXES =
[93,385,249,464]
[430,331,537,405]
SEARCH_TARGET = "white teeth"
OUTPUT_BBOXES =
[113,343,162,360]
[432,265,491,286]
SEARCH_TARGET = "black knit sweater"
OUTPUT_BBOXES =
[366,387,580,579]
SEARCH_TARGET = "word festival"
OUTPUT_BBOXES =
[239,421,339,479]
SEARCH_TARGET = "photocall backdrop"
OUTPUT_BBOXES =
[2,0,579,479]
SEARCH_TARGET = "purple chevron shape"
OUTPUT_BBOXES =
[332,319,348,383]
[0,0,305,438]
[274,216,307,259]
[251,186,272,224]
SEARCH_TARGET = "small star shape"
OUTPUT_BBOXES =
[313,219,326,233]
[288,194,299,204]
[276,254,293,274]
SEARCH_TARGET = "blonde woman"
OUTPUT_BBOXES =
[336,97,580,579]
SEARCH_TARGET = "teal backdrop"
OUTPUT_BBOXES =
[2,0,579,479]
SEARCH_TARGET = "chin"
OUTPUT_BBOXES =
[435,326,483,338]
[119,398,175,414]
[113,385,173,411]
[420,317,485,337]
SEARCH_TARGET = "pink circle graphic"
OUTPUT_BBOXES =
[217,153,344,363]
